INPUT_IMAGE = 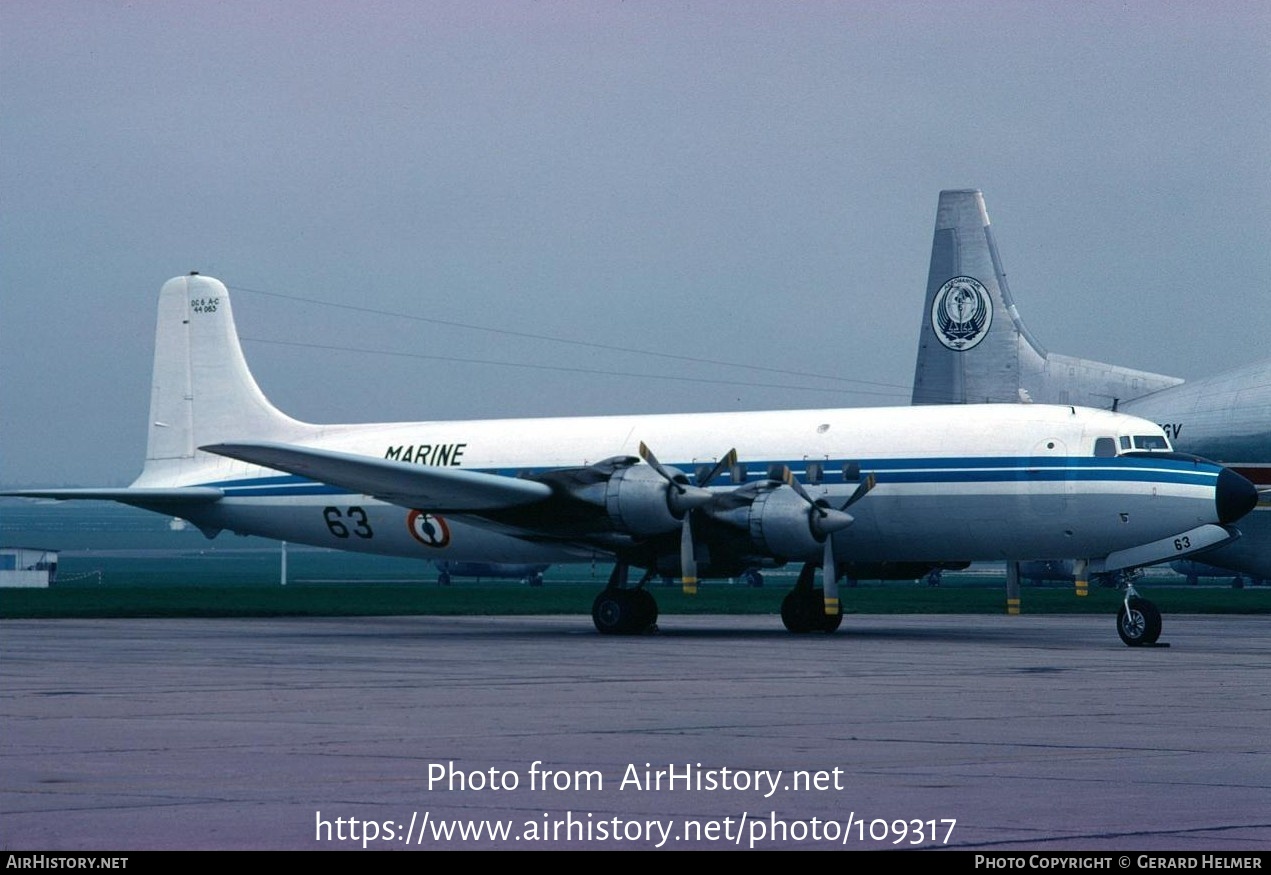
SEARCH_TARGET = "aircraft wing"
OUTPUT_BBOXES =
[2,487,224,504]
[201,441,553,511]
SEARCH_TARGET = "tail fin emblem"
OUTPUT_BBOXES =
[932,276,993,351]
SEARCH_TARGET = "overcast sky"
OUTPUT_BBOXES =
[3,1,1268,487]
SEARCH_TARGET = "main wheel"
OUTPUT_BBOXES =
[593,591,630,634]
[781,589,841,634]
[1117,597,1162,647]
[781,589,816,633]
[592,590,656,635]
[630,588,658,630]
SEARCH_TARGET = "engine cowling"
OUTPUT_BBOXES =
[601,464,688,537]
[710,485,830,561]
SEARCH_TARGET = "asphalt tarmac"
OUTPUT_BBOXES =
[2,613,1269,851]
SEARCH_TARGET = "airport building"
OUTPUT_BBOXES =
[0,547,58,587]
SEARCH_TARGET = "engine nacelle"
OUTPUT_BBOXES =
[710,486,823,561]
[602,465,684,537]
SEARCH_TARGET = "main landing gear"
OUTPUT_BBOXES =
[1116,582,1163,647]
[781,564,842,634]
[592,564,659,635]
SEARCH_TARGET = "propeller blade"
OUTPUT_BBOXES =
[783,467,855,536]
[782,467,817,507]
[637,442,731,593]
[823,535,839,616]
[680,514,698,595]
[637,441,713,515]
[696,448,738,487]
[840,472,877,510]
[638,442,679,489]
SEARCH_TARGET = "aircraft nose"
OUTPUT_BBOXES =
[1216,466,1259,525]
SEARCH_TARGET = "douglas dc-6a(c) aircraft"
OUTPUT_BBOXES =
[911,189,1270,586]
[6,275,1258,643]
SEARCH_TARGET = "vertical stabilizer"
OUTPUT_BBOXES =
[911,189,1046,405]
[911,190,1182,408]
[134,274,312,485]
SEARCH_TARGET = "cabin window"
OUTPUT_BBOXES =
[767,464,786,481]
[805,462,823,484]
[1133,435,1170,451]
[730,463,748,484]
[842,461,861,482]
[1094,437,1117,458]
[695,464,713,484]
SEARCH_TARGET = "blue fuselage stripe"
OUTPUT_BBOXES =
[201,456,1219,498]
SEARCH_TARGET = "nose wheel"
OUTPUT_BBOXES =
[1116,592,1162,647]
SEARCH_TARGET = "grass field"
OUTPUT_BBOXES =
[5,577,1270,619]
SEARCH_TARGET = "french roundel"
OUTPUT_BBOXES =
[407,509,451,548]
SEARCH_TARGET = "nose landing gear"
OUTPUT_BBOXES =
[1116,581,1163,647]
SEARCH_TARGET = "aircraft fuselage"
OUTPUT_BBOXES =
[139,404,1241,577]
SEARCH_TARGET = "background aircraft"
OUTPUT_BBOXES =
[912,189,1269,584]
[432,561,548,587]
[6,274,1256,643]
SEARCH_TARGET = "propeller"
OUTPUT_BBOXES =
[783,466,876,615]
[639,443,736,594]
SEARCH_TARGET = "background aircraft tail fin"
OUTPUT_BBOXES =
[911,189,1182,408]
[133,274,314,486]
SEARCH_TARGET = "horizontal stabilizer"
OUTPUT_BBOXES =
[1093,524,1240,573]
[201,442,552,511]
[1,487,224,504]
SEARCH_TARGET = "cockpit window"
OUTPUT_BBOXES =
[1119,436,1132,451]
[1133,434,1170,451]
[1094,437,1117,458]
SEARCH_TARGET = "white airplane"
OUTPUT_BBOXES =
[911,189,1270,587]
[6,274,1258,643]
